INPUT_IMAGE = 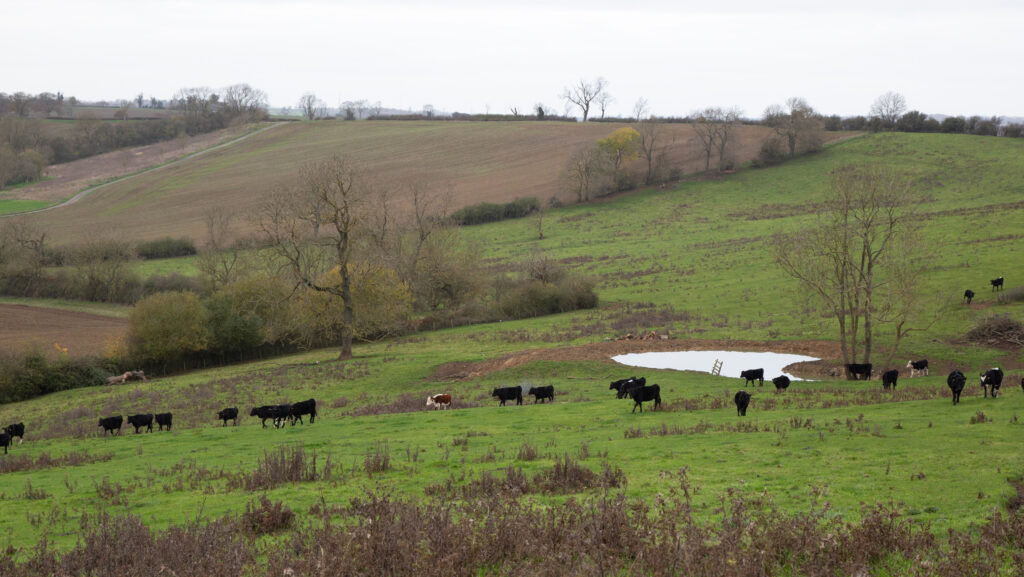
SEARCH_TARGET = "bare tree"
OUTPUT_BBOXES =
[564,145,605,202]
[763,97,823,158]
[632,98,650,122]
[869,91,907,131]
[197,207,248,291]
[635,115,664,185]
[298,92,326,121]
[691,108,718,171]
[712,107,742,172]
[596,92,613,120]
[561,77,608,122]
[254,155,378,359]
[222,83,268,121]
[773,164,922,370]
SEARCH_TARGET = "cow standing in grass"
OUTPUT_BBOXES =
[155,413,173,431]
[948,370,966,405]
[734,390,751,416]
[906,359,929,377]
[980,368,1004,398]
[3,423,24,445]
[772,375,790,391]
[881,370,899,391]
[740,368,764,387]
[217,407,239,426]
[629,384,661,413]
[289,399,317,424]
[127,414,154,434]
[99,416,123,436]
[426,394,452,409]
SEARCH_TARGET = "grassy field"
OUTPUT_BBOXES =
[13,120,853,245]
[1,132,1023,569]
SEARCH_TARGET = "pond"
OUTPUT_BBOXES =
[612,350,820,381]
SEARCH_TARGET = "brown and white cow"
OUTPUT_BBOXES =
[426,394,452,410]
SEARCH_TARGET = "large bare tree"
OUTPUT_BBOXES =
[773,164,924,373]
[763,97,823,158]
[869,91,907,131]
[561,77,608,122]
[254,155,377,359]
[298,92,326,121]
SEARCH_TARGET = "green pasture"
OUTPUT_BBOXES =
[0,199,50,215]
[2,132,1024,555]
[0,334,1022,551]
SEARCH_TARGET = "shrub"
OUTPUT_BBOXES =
[242,495,294,535]
[142,273,201,295]
[754,136,788,167]
[126,291,210,367]
[0,351,108,404]
[135,237,197,259]
[450,197,539,225]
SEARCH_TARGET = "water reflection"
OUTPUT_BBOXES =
[612,350,819,381]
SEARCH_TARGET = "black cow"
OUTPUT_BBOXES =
[609,377,635,393]
[947,370,966,405]
[629,384,661,413]
[610,377,646,399]
[491,386,523,406]
[289,399,317,425]
[217,407,239,426]
[127,413,154,434]
[99,415,123,436]
[618,377,647,399]
[881,369,899,391]
[980,368,1004,398]
[155,413,173,431]
[963,289,975,304]
[845,363,873,381]
[740,368,764,387]
[250,405,291,428]
[991,276,1004,291]
[527,385,554,403]
[1021,377,1024,393]
[772,375,791,391]
[734,390,751,416]
[0,432,10,455]
[906,359,929,377]
[3,423,25,444]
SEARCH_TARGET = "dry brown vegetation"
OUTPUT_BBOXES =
[4,477,1023,576]
[15,121,850,244]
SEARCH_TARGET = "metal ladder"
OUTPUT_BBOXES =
[711,359,723,376]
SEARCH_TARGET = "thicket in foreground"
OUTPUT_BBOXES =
[3,475,1024,576]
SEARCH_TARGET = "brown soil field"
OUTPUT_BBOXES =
[13,120,853,244]
[0,304,127,358]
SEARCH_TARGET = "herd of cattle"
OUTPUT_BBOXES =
[1,356,1021,453]
[93,399,319,438]
[732,359,1019,415]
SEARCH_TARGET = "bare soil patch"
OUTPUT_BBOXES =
[0,304,127,358]
[432,338,842,381]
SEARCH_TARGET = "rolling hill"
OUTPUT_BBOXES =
[9,120,847,245]
[0,131,1022,573]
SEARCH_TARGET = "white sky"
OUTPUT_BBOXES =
[3,0,1022,118]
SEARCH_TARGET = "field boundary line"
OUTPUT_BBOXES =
[0,122,283,218]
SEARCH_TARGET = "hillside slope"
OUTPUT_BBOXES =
[17,121,793,244]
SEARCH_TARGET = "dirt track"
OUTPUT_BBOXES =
[0,304,127,358]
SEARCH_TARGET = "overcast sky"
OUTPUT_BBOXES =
[3,0,1022,118]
